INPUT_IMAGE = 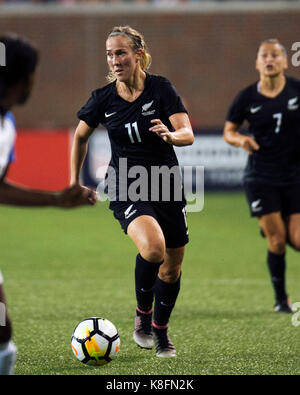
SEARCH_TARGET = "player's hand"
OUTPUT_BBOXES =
[57,184,97,208]
[149,119,173,144]
[239,135,260,154]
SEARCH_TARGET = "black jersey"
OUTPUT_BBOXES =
[77,73,187,201]
[226,76,300,185]
[78,73,186,168]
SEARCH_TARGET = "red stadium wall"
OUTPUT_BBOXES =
[6,130,71,191]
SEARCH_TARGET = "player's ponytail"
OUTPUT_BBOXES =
[106,26,152,83]
[140,50,152,73]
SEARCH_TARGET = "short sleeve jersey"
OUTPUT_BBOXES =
[0,111,16,180]
[77,73,187,171]
[226,76,300,185]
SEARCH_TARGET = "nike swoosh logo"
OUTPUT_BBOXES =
[250,106,262,114]
[141,287,153,293]
[160,301,173,307]
[105,112,116,118]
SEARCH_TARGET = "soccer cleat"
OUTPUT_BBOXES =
[274,299,295,313]
[153,329,176,358]
[133,313,154,349]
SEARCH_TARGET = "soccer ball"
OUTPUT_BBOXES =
[71,317,120,366]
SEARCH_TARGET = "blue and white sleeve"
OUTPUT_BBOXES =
[0,112,16,179]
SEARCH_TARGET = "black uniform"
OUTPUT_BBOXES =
[78,73,189,247]
[227,76,300,217]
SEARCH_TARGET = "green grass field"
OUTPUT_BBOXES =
[1,191,300,375]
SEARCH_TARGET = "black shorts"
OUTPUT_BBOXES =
[244,181,300,217]
[109,200,189,248]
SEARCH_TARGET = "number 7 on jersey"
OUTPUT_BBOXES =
[272,113,282,134]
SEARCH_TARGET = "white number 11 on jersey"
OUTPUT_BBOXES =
[125,122,142,143]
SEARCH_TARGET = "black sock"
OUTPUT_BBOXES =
[267,250,287,303]
[135,253,163,314]
[153,274,181,328]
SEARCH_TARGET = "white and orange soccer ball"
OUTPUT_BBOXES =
[71,317,120,366]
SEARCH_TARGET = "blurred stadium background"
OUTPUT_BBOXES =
[1,0,299,192]
[2,1,300,375]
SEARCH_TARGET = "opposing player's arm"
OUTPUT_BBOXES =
[0,174,55,206]
[0,132,97,207]
[0,163,56,206]
[0,176,96,207]
[70,120,95,185]
[223,121,260,154]
[149,113,194,147]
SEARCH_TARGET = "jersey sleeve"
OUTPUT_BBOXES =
[226,89,248,125]
[0,112,16,180]
[159,77,187,118]
[77,90,104,129]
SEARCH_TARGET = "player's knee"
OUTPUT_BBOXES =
[268,236,286,254]
[144,249,165,263]
[159,267,181,283]
[289,238,300,251]
[141,241,165,263]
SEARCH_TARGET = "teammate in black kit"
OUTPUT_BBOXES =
[71,26,194,357]
[224,39,300,313]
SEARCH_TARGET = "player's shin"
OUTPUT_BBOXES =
[267,250,288,304]
[135,253,163,313]
[133,254,163,349]
[152,275,181,357]
[153,273,181,328]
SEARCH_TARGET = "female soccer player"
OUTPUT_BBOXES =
[71,26,194,357]
[0,34,97,375]
[223,38,300,313]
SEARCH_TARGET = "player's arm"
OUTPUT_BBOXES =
[0,176,96,207]
[149,113,194,146]
[223,121,259,154]
[0,180,96,207]
[0,133,97,207]
[70,120,94,185]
